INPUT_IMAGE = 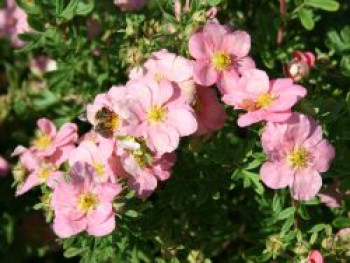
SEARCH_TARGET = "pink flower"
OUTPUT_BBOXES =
[114,0,148,11]
[0,0,32,48]
[193,86,226,135]
[336,228,350,237]
[0,156,10,176]
[125,80,198,154]
[69,140,124,183]
[189,21,255,94]
[285,51,316,82]
[51,162,122,238]
[86,86,130,139]
[30,118,77,164]
[260,113,335,201]
[129,49,194,97]
[30,55,57,77]
[307,250,324,263]
[222,69,307,127]
[120,151,176,198]
[12,146,64,196]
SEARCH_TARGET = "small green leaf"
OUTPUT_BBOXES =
[125,210,138,218]
[277,207,296,221]
[281,216,294,235]
[298,8,315,30]
[64,247,87,258]
[333,217,350,228]
[305,0,339,12]
[208,0,222,6]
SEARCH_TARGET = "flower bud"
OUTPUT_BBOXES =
[284,51,315,82]
[0,156,9,177]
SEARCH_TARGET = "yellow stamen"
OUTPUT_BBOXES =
[93,162,105,176]
[77,192,98,214]
[32,134,52,150]
[256,93,276,109]
[288,148,309,168]
[154,73,165,83]
[211,52,232,71]
[38,167,53,182]
[147,105,167,123]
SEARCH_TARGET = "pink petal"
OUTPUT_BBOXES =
[222,30,251,58]
[308,250,324,263]
[37,118,57,137]
[193,60,218,87]
[129,171,158,198]
[53,216,87,238]
[146,125,180,154]
[87,203,113,224]
[16,172,40,196]
[291,168,322,201]
[96,183,122,203]
[260,161,294,189]
[203,22,229,51]
[237,56,256,74]
[243,69,270,95]
[167,108,198,136]
[54,123,78,147]
[217,67,239,95]
[312,140,335,173]
[237,111,264,127]
[189,31,211,59]
[87,213,115,237]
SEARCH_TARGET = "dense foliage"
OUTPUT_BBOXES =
[1,0,350,262]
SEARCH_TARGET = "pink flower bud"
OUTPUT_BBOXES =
[284,51,316,82]
[308,250,324,263]
[0,156,9,177]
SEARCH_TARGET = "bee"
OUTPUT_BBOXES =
[94,107,119,138]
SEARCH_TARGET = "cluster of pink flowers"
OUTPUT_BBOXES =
[13,43,227,238]
[0,0,31,48]
[12,19,336,240]
[188,21,335,201]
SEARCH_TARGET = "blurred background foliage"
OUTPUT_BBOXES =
[0,0,350,262]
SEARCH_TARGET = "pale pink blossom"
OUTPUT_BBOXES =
[222,69,307,127]
[0,0,31,48]
[336,228,350,237]
[189,21,255,94]
[69,140,124,183]
[124,80,198,154]
[307,250,324,263]
[129,49,193,87]
[30,118,77,163]
[51,162,122,238]
[12,147,64,196]
[0,156,9,176]
[114,0,148,11]
[120,151,176,198]
[193,86,226,135]
[260,113,335,201]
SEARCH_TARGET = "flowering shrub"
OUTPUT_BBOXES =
[1,0,350,262]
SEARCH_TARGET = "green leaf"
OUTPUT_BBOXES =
[305,0,339,11]
[333,217,350,228]
[64,247,87,258]
[125,210,138,218]
[277,207,296,221]
[281,216,294,235]
[298,8,315,30]
[208,0,222,6]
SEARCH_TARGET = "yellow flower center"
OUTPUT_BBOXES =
[13,163,28,183]
[154,73,165,83]
[93,162,105,176]
[256,93,276,109]
[211,52,232,71]
[32,134,52,150]
[38,167,53,182]
[147,105,167,123]
[288,148,309,168]
[77,192,98,214]
[134,155,147,168]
